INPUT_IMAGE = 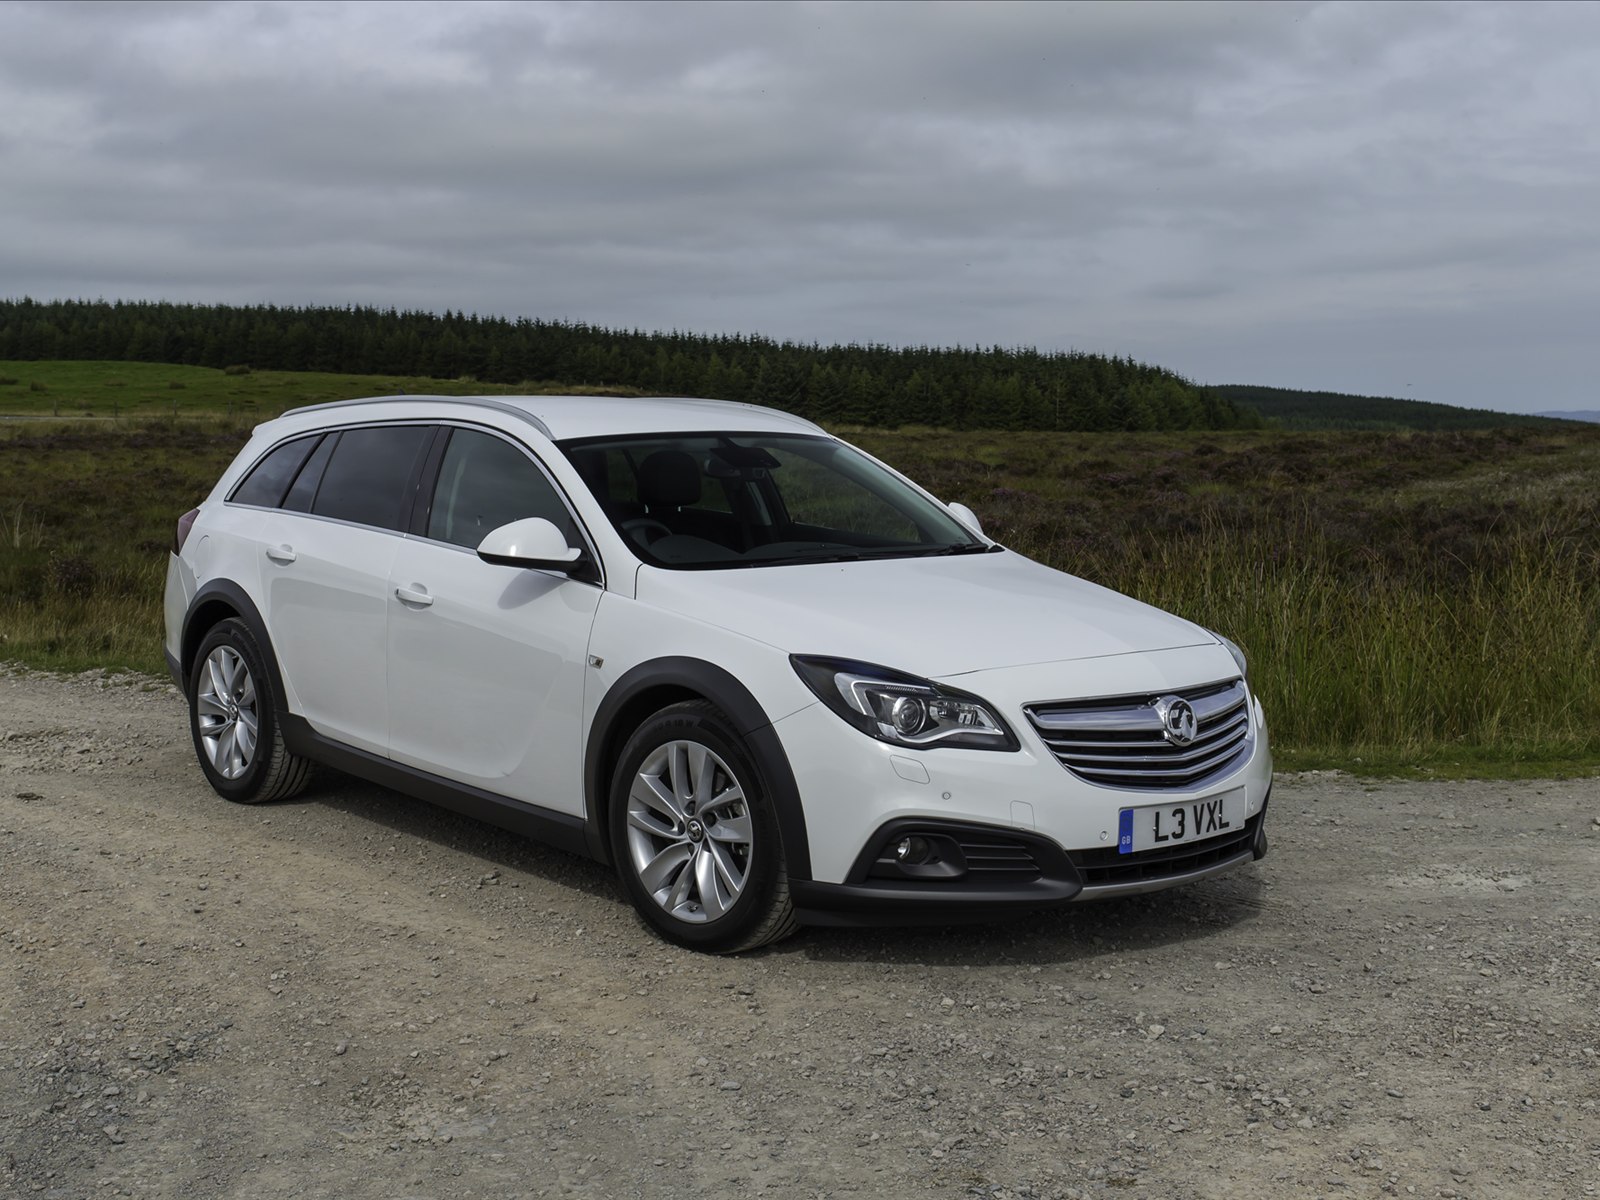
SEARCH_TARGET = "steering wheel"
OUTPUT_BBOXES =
[621,517,673,546]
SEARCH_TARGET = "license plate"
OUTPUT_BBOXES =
[1118,788,1246,855]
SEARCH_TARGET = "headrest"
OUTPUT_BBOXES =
[637,450,701,510]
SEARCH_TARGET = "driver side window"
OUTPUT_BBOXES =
[427,429,577,549]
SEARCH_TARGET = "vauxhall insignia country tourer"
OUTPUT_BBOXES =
[165,395,1271,951]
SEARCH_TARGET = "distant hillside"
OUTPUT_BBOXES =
[1536,410,1600,424]
[0,298,1258,433]
[1208,384,1567,431]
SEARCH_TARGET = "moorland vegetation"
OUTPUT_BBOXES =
[1205,383,1568,431]
[2,358,1596,777]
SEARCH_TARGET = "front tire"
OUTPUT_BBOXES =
[609,701,797,952]
[188,618,311,804]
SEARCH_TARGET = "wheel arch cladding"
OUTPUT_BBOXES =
[182,582,287,714]
[585,657,812,881]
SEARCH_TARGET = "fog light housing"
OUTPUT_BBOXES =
[894,835,932,865]
[869,831,965,881]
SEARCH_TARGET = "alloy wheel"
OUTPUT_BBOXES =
[196,645,259,780]
[625,739,753,922]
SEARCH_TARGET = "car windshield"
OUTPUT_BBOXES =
[558,432,988,569]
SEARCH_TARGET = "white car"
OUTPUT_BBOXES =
[165,394,1272,951]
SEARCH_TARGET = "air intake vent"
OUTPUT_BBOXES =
[955,835,1042,879]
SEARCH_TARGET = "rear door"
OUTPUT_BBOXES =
[262,423,435,754]
[386,425,602,815]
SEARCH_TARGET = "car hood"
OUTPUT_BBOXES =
[634,549,1215,678]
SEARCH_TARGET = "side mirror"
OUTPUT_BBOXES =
[476,517,584,571]
[946,501,984,537]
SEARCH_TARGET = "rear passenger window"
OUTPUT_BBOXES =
[311,425,432,531]
[428,429,577,549]
[231,436,317,508]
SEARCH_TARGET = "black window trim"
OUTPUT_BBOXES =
[282,429,341,515]
[224,420,436,536]
[223,420,601,581]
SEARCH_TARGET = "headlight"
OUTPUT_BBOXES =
[1212,632,1249,683]
[791,656,1019,751]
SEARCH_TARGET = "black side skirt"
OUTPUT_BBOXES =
[279,713,595,861]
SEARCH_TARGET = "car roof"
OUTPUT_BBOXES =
[277,394,827,442]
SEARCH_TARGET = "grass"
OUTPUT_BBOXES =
[0,418,243,673]
[844,424,1600,778]
[3,365,1598,778]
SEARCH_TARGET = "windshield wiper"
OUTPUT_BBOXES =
[743,542,996,567]
[745,546,864,566]
[930,542,996,556]
[888,542,995,557]
[836,542,994,561]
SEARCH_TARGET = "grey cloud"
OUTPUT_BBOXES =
[1,0,1597,411]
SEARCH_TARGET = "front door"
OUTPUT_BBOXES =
[386,427,602,815]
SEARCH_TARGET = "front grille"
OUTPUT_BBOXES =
[1025,679,1251,791]
[1069,811,1260,888]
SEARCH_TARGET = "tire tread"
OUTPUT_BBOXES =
[612,700,799,953]
[723,865,799,952]
[190,618,312,805]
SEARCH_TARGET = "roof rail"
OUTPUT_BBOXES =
[279,394,554,438]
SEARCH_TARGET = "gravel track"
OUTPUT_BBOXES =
[1,668,1596,1200]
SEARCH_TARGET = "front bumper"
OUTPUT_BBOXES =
[790,797,1268,926]
[771,647,1273,923]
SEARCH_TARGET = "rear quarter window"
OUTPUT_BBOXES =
[229,435,318,508]
[282,433,337,512]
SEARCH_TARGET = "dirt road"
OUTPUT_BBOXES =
[1,668,1596,1200]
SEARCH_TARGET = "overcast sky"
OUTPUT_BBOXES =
[2,1,1596,413]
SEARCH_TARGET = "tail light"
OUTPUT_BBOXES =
[173,508,200,554]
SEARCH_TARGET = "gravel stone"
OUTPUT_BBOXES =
[0,667,1595,1200]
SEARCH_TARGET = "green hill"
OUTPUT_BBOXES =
[0,298,1258,433]
[1208,384,1568,431]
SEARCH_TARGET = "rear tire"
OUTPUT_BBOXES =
[609,701,797,953]
[188,618,311,804]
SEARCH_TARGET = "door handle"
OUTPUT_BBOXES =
[265,545,297,564]
[395,585,433,607]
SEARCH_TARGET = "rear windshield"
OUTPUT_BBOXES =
[559,432,985,569]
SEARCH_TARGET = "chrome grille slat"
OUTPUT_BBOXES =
[1065,738,1247,781]
[1030,709,1166,733]
[1038,711,1249,764]
[1025,679,1252,792]
[1044,735,1248,772]
[1030,684,1244,731]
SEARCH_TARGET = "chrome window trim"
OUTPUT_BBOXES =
[223,418,437,509]
[223,417,604,588]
